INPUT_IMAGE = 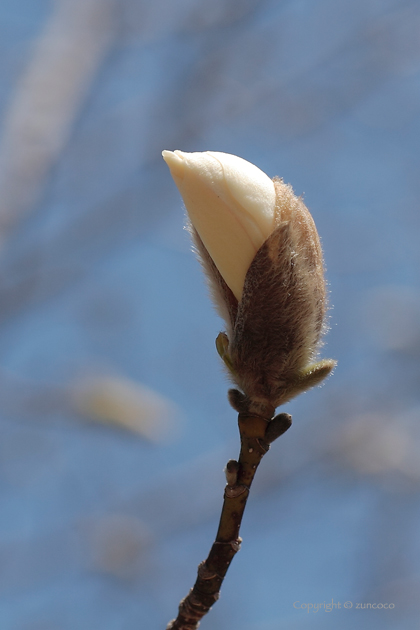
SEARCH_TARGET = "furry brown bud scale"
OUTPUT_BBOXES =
[193,177,335,415]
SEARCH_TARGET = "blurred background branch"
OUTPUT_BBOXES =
[0,0,117,240]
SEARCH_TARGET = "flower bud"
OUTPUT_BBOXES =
[163,150,336,414]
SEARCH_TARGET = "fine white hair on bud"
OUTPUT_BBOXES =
[163,150,336,415]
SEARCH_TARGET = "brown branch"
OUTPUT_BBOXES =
[166,410,292,630]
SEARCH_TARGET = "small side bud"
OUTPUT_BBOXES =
[216,332,235,375]
[278,359,337,404]
[264,413,292,444]
[225,459,240,486]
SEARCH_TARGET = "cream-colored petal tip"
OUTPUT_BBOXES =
[162,150,185,180]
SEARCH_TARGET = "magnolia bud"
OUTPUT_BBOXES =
[163,150,336,414]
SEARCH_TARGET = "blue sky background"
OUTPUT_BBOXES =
[0,1,419,628]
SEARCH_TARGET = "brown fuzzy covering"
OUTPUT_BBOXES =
[188,177,335,414]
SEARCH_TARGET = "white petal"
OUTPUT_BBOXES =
[207,151,276,239]
[162,150,276,300]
